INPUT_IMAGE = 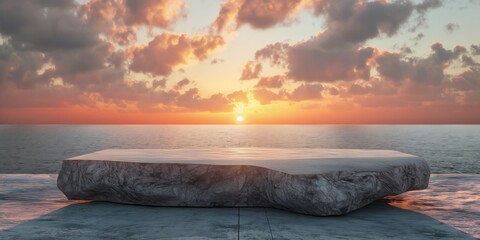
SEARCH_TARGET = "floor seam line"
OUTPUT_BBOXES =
[264,208,274,240]
[237,207,240,240]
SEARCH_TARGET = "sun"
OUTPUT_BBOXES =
[236,115,244,123]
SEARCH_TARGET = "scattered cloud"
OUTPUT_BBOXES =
[240,61,262,80]
[445,23,460,33]
[211,0,304,33]
[255,75,286,88]
[130,32,225,76]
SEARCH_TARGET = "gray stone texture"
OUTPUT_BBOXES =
[57,148,430,216]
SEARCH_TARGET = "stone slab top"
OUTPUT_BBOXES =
[66,148,425,175]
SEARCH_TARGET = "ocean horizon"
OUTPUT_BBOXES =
[1,124,479,174]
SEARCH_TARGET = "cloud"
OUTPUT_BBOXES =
[0,0,99,51]
[415,0,442,13]
[287,44,375,82]
[445,23,460,33]
[375,52,411,82]
[211,0,304,33]
[236,0,478,113]
[211,0,242,33]
[254,42,289,66]
[471,44,480,55]
[79,0,187,45]
[236,0,303,29]
[289,83,323,101]
[451,68,480,92]
[313,0,415,48]
[123,0,186,27]
[227,90,248,102]
[174,78,191,90]
[462,55,480,68]
[410,0,443,31]
[0,42,51,89]
[152,79,167,89]
[2,0,480,123]
[210,58,224,64]
[243,0,442,83]
[253,88,286,104]
[376,43,465,84]
[130,32,225,76]
[0,1,227,114]
[175,88,232,112]
[0,0,127,91]
[255,75,285,88]
[0,0,238,115]
[240,61,262,80]
[252,82,324,104]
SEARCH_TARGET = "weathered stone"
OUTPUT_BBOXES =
[57,148,430,216]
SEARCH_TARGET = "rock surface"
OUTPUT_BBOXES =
[57,148,430,216]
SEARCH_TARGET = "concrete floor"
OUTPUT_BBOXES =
[0,174,478,240]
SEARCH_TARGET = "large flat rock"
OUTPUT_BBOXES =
[57,148,430,216]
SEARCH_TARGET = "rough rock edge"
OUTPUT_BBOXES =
[57,159,430,216]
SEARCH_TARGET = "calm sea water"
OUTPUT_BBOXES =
[0,125,479,174]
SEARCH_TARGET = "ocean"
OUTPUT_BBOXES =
[1,125,479,174]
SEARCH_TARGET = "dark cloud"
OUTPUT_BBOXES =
[411,33,425,45]
[0,0,127,91]
[462,55,480,67]
[450,68,480,92]
[410,0,443,31]
[253,82,324,104]
[254,42,289,66]
[152,79,167,89]
[253,88,286,104]
[445,23,460,33]
[376,43,464,84]
[289,83,323,101]
[415,0,442,13]
[314,0,414,48]
[246,0,439,83]
[430,43,465,64]
[176,88,232,112]
[210,58,224,64]
[130,33,225,76]
[255,75,285,88]
[471,44,480,55]
[375,52,411,82]
[287,44,375,82]
[0,0,98,52]
[348,83,372,95]
[240,61,262,80]
[0,42,51,89]
[212,0,441,36]
[211,0,303,33]
[0,0,237,114]
[236,0,303,29]
[79,0,187,45]
[174,78,191,90]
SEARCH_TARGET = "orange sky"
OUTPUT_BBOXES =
[1,0,479,124]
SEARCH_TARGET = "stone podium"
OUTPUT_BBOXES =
[57,148,430,216]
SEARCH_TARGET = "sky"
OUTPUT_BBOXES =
[0,0,479,124]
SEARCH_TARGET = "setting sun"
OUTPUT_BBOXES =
[236,115,244,123]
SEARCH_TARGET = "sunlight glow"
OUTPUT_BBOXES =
[236,115,244,123]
